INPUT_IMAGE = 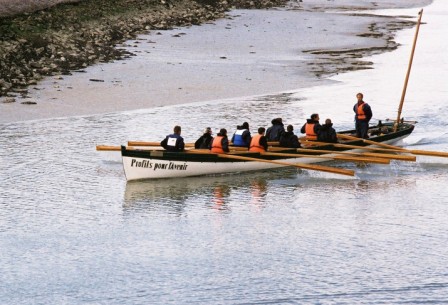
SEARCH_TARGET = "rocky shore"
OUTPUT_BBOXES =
[0,0,288,99]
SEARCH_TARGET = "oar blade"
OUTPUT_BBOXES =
[96,145,122,151]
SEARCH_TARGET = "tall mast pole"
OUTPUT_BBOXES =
[393,9,423,132]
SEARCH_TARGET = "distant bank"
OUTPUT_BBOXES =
[0,0,80,18]
[0,0,287,98]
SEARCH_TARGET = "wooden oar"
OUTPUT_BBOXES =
[262,152,390,164]
[295,147,416,162]
[113,142,414,160]
[96,145,125,151]
[298,137,416,161]
[96,145,167,152]
[214,153,355,176]
[337,133,448,158]
[128,141,195,147]
[97,146,249,155]
[299,139,396,153]
[127,141,250,151]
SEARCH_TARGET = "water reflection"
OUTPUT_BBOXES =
[249,179,268,208]
[210,185,231,210]
[122,168,302,214]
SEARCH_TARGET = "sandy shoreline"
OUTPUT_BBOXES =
[0,0,433,123]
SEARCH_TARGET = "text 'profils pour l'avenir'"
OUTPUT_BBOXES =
[131,159,188,171]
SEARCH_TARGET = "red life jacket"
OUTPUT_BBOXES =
[211,136,225,153]
[305,123,317,140]
[356,102,366,120]
[249,134,266,152]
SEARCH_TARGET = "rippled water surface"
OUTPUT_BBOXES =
[1,2,448,304]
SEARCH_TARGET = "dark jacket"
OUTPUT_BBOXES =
[266,119,285,141]
[279,131,301,148]
[300,119,321,135]
[259,135,268,151]
[353,102,373,122]
[194,133,213,149]
[160,133,185,151]
[317,123,338,143]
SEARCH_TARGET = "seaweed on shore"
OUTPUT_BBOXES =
[0,0,288,97]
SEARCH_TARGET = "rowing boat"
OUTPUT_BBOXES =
[121,121,414,181]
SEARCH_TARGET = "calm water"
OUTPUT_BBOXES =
[1,2,448,304]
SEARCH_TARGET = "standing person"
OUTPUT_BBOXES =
[279,125,301,148]
[210,128,230,153]
[300,113,321,141]
[160,125,185,151]
[317,119,338,143]
[231,122,252,147]
[249,127,268,152]
[353,92,372,138]
[266,118,285,141]
[195,127,213,149]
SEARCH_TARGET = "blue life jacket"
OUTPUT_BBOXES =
[233,129,248,146]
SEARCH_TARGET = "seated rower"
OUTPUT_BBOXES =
[210,128,230,153]
[300,113,321,141]
[231,122,252,147]
[279,125,301,148]
[195,127,213,149]
[266,118,285,141]
[317,119,338,143]
[249,127,268,152]
[160,125,185,152]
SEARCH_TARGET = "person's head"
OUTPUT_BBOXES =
[219,128,227,136]
[173,125,181,134]
[258,127,266,135]
[325,118,332,125]
[287,124,294,132]
[203,127,212,135]
[271,118,282,125]
[242,122,249,129]
[356,92,364,102]
[311,113,319,121]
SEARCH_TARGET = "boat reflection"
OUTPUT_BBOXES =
[210,185,231,210]
[123,168,301,215]
[249,179,268,208]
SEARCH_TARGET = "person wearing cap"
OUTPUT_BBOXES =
[249,127,268,152]
[160,125,185,151]
[317,119,338,143]
[231,121,252,147]
[353,92,372,139]
[279,125,301,148]
[300,113,321,141]
[195,127,214,149]
[210,128,230,153]
[266,118,285,141]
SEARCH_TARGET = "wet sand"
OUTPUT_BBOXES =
[0,0,432,123]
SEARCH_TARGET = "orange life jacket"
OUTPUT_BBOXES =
[249,134,266,152]
[211,136,225,153]
[356,102,366,120]
[305,123,317,140]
